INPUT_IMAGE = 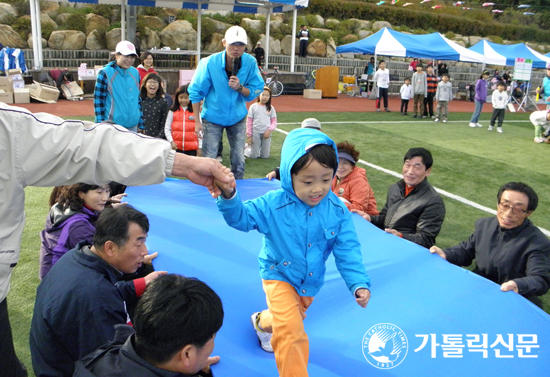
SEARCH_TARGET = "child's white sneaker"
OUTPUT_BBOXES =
[534,137,545,143]
[488,126,493,131]
[442,120,447,123]
[434,118,439,122]
[497,127,503,133]
[475,123,483,127]
[468,122,476,128]
[251,312,273,353]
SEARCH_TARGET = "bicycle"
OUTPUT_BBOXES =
[264,66,284,97]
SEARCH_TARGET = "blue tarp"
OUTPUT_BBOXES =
[126,179,550,376]
[336,27,485,63]
[469,40,550,69]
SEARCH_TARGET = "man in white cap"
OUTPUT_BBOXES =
[94,40,143,132]
[189,26,265,180]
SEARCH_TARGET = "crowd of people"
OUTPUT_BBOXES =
[1,27,550,377]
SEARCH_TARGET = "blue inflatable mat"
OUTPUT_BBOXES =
[126,179,550,376]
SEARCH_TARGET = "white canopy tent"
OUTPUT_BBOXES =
[33,0,309,71]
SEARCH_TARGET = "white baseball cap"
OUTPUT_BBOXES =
[224,26,247,45]
[115,41,138,57]
[301,118,322,130]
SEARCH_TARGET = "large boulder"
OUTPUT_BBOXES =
[257,34,281,55]
[143,27,161,50]
[353,19,372,31]
[159,20,197,49]
[269,20,286,33]
[342,34,358,44]
[0,3,16,23]
[269,13,285,22]
[56,13,71,28]
[242,17,261,32]
[469,36,483,46]
[307,38,326,57]
[40,13,58,30]
[280,35,298,55]
[141,15,166,30]
[326,37,337,58]
[314,15,324,27]
[204,32,224,52]
[206,18,232,34]
[86,30,106,50]
[85,14,109,35]
[325,19,340,29]
[106,28,122,51]
[0,25,26,48]
[48,30,86,50]
[27,34,48,48]
[41,1,60,19]
[358,30,372,39]
[454,40,466,47]
[373,21,391,31]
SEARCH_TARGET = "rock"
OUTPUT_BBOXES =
[280,35,297,55]
[264,35,281,55]
[86,30,106,50]
[0,25,26,48]
[454,40,466,47]
[326,37,336,58]
[242,17,262,32]
[56,13,71,27]
[159,20,197,50]
[342,34,358,44]
[325,19,340,29]
[469,36,483,46]
[41,1,60,19]
[352,19,372,31]
[0,3,16,23]
[311,27,331,33]
[204,32,224,52]
[206,18,232,34]
[143,27,161,50]
[338,53,356,59]
[27,34,47,49]
[373,21,391,31]
[106,28,122,51]
[307,38,326,57]
[85,14,109,35]
[269,20,285,33]
[40,13,58,30]
[48,30,86,50]
[269,13,285,22]
[315,15,324,27]
[141,15,166,30]
[358,30,372,39]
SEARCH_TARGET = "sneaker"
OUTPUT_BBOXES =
[434,118,439,122]
[216,156,223,163]
[534,137,545,143]
[468,122,476,128]
[431,116,436,119]
[250,312,273,352]
[413,114,418,118]
[422,116,427,119]
[385,108,391,112]
[404,112,408,116]
[497,127,503,133]
[376,108,381,112]
[488,126,493,131]
[442,120,447,123]
[475,123,483,128]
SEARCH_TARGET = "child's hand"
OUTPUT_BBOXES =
[355,288,371,308]
[247,136,252,145]
[170,141,178,150]
[214,173,236,199]
[263,130,271,139]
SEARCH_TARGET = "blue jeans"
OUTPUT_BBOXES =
[470,100,484,123]
[202,118,246,180]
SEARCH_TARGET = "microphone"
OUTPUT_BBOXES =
[232,57,240,77]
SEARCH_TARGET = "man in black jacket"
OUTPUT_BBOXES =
[355,147,445,248]
[430,182,550,309]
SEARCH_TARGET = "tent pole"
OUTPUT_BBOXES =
[121,1,126,42]
[265,8,271,71]
[290,7,297,73]
[30,0,42,69]
[197,1,202,66]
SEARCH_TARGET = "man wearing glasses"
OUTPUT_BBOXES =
[355,147,446,248]
[430,182,550,309]
[189,26,264,180]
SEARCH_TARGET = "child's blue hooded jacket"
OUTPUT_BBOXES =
[217,128,371,297]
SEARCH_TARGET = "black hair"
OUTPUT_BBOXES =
[257,86,272,112]
[134,274,224,365]
[379,59,385,64]
[54,183,106,211]
[172,84,193,112]
[403,147,433,169]
[497,182,538,212]
[442,73,449,78]
[496,81,506,88]
[93,205,149,249]
[139,51,153,64]
[140,73,165,100]
[291,144,338,176]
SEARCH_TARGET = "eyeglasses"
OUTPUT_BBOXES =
[498,202,528,215]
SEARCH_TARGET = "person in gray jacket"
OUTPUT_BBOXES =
[411,63,427,118]
[0,102,235,377]
[434,73,453,123]
[354,147,445,248]
[430,182,550,309]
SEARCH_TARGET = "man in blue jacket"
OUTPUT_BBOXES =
[189,26,264,180]
[536,64,550,110]
[94,41,143,132]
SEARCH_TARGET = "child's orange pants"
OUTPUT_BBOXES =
[259,279,315,377]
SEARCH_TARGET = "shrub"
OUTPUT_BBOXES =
[66,14,86,33]
[41,23,54,40]
[6,0,30,16]
[109,22,121,31]
[445,31,456,40]
[92,4,115,20]
[141,6,163,17]
[12,16,31,40]
[305,14,319,28]
[201,17,217,46]
[487,35,503,44]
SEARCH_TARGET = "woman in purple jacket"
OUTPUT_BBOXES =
[39,183,116,279]
[468,70,491,128]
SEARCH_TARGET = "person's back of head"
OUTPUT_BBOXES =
[403,147,433,169]
[93,205,149,250]
[133,274,224,373]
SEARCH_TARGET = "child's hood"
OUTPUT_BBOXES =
[279,128,338,198]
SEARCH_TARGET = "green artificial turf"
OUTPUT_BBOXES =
[9,110,550,376]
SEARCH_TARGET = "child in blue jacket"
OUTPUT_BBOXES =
[216,128,371,376]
